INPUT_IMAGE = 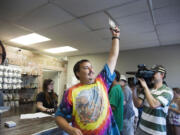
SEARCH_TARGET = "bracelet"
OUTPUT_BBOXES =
[112,36,120,40]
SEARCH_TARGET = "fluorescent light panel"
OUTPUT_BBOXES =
[10,33,51,45]
[45,46,78,53]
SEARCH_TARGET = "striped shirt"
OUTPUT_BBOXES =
[138,85,173,135]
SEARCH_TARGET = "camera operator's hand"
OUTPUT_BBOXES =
[138,78,148,89]
[110,26,120,37]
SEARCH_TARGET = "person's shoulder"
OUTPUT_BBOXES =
[37,92,45,96]
[166,86,172,91]
[159,85,173,98]
[36,92,45,101]
[64,83,82,94]
[161,85,173,92]
[109,85,117,92]
[114,84,122,90]
[111,85,123,94]
[68,83,82,90]
[124,86,131,92]
[98,64,114,76]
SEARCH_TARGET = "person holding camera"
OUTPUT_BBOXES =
[55,27,120,135]
[133,65,173,135]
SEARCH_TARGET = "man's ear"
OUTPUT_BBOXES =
[76,72,80,79]
[161,73,165,79]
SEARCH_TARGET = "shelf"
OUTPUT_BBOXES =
[21,87,37,89]
[19,100,35,104]
[21,74,39,77]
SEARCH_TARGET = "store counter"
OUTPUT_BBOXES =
[0,103,68,135]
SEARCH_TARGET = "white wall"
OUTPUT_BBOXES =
[58,71,67,103]
[67,45,180,88]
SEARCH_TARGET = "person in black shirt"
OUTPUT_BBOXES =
[36,79,58,113]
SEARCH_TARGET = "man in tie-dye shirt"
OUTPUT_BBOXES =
[55,27,120,135]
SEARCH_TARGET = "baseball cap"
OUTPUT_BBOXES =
[120,75,127,82]
[151,65,166,73]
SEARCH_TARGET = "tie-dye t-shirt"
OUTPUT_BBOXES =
[55,64,120,135]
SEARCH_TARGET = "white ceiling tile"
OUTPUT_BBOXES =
[158,32,180,44]
[92,29,112,39]
[152,0,180,9]
[119,21,155,34]
[52,0,133,17]
[0,0,48,21]
[81,12,109,30]
[30,41,67,49]
[115,12,152,25]
[38,19,90,43]
[121,32,158,43]
[160,35,180,43]
[157,22,180,46]
[0,20,31,41]
[107,0,149,19]
[73,38,110,54]
[121,40,159,50]
[153,5,180,25]
[16,3,74,31]
[161,40,180,46]
[157,22,180,35]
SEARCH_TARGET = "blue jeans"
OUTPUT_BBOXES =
[122,116,135,135]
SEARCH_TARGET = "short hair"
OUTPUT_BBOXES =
[114,70,120,81]
[73,59,89,80]
[0,40,6,64]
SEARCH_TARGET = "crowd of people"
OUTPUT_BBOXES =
[0,26,179,135]
[53,27,180,135]
[108,70,180,135]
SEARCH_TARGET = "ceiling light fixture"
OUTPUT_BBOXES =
[44,46,78,54]
[10,33,51,45]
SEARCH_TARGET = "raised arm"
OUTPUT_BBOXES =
[107,27,120,74]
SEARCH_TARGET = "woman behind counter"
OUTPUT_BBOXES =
[36,79,58,113]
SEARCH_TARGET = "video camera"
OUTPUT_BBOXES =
[126,64,155,88]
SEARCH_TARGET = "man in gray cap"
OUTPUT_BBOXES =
[133,65,173,135]
[120,75,135,135]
